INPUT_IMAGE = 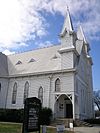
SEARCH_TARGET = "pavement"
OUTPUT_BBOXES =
[48,125,100,133]
[68,126,100,133]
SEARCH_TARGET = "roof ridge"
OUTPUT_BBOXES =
[7,44,61,56]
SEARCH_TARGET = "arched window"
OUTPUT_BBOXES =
[55,78,60,92]
[38,87,43,104]
[12,82,17,104]
[0,83,1,92]
[23,81,29,103]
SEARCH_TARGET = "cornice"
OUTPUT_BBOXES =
[0,68,76,78]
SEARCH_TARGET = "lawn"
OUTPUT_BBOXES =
[0,122,74,133]
[0,122,22,133]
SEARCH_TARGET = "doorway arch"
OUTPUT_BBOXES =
[54,94,73,118]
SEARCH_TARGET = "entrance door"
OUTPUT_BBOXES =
[66,104,73,118]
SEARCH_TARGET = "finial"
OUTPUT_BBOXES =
[66,5,69,11]
[66,5,69,15]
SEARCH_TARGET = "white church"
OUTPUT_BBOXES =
[0,9,94,120]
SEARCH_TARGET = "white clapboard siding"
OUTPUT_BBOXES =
[61,52,73,69]
[0,78,9,108]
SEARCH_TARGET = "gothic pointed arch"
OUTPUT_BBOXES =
[55,78,60,92]
[38,86,43,104]
[54,94,73,118]
[23,81,29,102]
[12,82,17,104]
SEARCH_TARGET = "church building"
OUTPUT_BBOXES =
[0,9,94,120]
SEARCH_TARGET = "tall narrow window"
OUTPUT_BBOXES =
[12,82,17,104]
[0,83,1,92]
[23,81,29,103]
[38,87,43,104]
[55,78,60,92]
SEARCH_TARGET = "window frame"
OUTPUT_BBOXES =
[0,83,1,92]
[38,86,43,104]
[55,78,61,92]
[23,81,29,103]
[12,82,17,104]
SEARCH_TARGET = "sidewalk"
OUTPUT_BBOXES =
[48,125,100,133]
[73,126,100,133]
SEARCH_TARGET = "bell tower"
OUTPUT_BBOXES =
[58,8,76,69]
[59,7,76,48]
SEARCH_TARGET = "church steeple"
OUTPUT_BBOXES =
[77,25,87,44]
[59,7,75,48]
[60,7,74,36]
[77,25,90,54]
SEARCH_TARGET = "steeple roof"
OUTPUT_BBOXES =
[60,7,74,35]
[77,25,87,43]
[77,25,90,53]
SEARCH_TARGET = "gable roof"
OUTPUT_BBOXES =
[7,45,61,76]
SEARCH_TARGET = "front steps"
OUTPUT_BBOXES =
[74,119,93,127]
[50,118,93,127]
[50,118,74,128]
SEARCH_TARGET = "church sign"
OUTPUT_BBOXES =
[22,97,41,133]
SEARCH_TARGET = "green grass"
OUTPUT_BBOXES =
[0,122,74,133]
[0,122,22,133]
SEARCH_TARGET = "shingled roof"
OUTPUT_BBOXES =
[7,45,61,76]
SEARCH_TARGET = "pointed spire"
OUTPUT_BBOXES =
[77,25,87,43]
[60,6,74,35]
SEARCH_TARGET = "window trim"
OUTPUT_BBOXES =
[12,82,17,104]
[55,78,61,92]
[23,81,29,103]
[16,60,22,65]
[29,58,36,63]
[0,83,1,92]
[38,86,43,104]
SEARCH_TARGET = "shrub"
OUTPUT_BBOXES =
[0,107,52,125]
[84,118,100,124]
[0,109,24,123]
[40,107,52,125]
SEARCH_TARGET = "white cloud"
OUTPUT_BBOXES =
[37,41,53,48]
[0,0,99,51]
[0,0,47,49]
[2,50,15,55]
[19,42,28,47]
[46,0,100,41]
[36,29,47,37]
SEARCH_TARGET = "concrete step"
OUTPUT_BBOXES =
[74,119,93,127]
[50,118,73,128]
[50,118,93,127]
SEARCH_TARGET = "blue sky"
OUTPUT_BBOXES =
[0,0,100,90]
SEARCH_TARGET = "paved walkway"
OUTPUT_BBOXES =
[48,125,100,133]
[73,126,100,133]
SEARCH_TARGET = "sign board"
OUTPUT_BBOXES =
[57,125,65,132]
[22,97,41,133]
